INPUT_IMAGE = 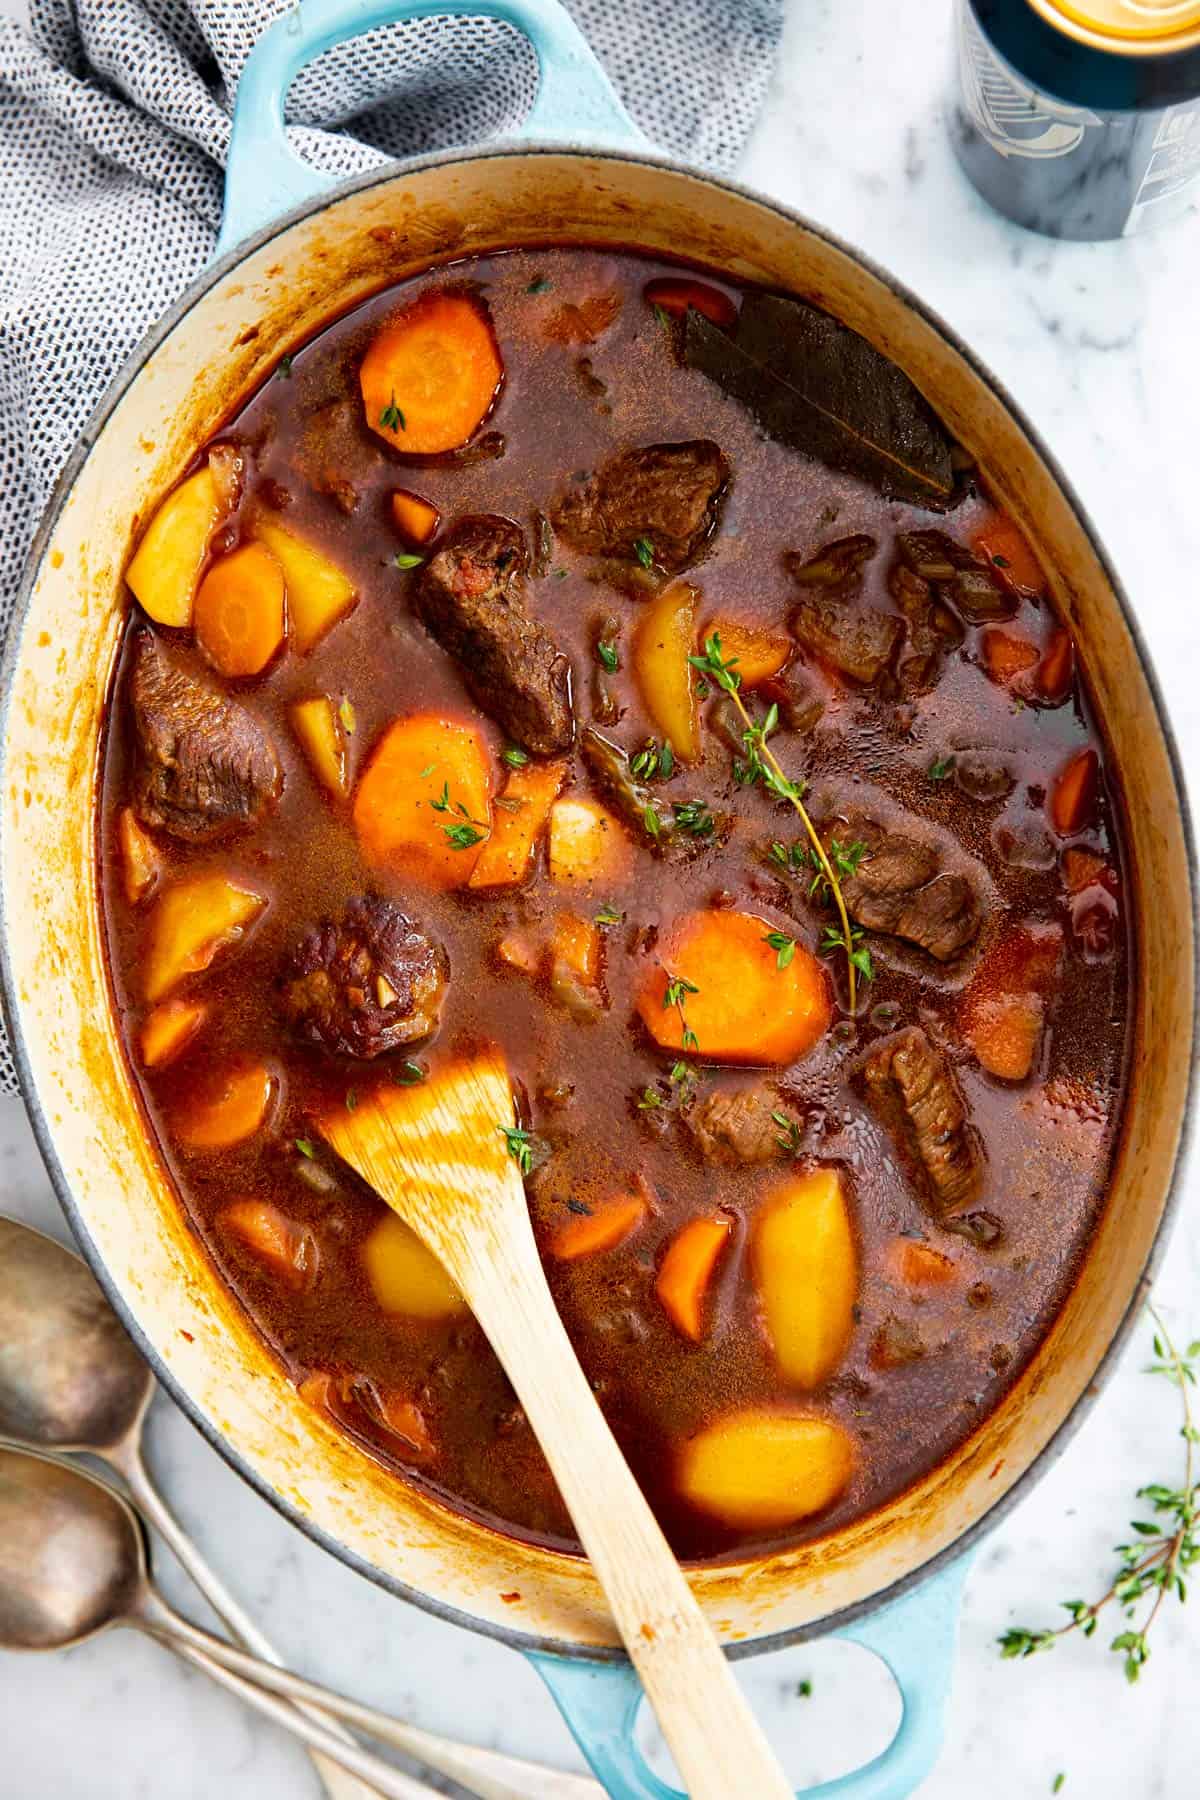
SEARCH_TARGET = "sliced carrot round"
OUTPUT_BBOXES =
[353,713,493,889]
[360,292,503,455]
[643,277,737,329]
[176,1063,276,1150]
[193,542,285,678]
[637,909,831,1065]
[1049,746,1100,836]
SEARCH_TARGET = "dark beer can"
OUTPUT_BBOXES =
[951,0,1200,238]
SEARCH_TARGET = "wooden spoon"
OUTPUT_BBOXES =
[321,1045,792,1800]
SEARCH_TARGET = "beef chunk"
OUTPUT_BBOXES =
[130,631,280,842]
[861,1027,983,1217]
[686,1083,793,1165]
[896,531,1014,625]
[414,516,573,755]
[887,560,964,694]
[279,895,446,1059]
[550,441,728,573]
[830,814,981,962]
[786,535,902,685]
[296,399,381,515]
[870,1313,927,1370]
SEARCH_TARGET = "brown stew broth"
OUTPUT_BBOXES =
[99,247,1130,1561]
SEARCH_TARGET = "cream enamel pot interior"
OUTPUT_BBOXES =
[0,2,1194,1796]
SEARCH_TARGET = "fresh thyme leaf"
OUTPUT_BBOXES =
[642,804,662,841]
[501,745,530,768]
[653,303,672,332]
[636,1087,662,1110]
[633,536,655,570]
[772,1110,803,1154]
[431,782,451,813]
[597,639,620,673]
[764,929,797,970]
[394,551,425,569]
[797,1679,813,1699]
[498,1124,535,1174]
[992,553,1011,569]
[294,1137,315,1158]
[659,738,675,779]
[338,697,356,735]
[595,903,624,927]
[418,763,436,779]
[681,1026,699,1053]
[1051,1777,1065,1796]
[673,799,714,837]
[998,1307,1198,1684]
[380,393,405,432]
[526,276,552,294]
[664,976,699,1008]
[444,822,486,850]
[276,354,294,379]
[396,1059,426,1084]
[928,754,956,783]
[345,1089,358,1112]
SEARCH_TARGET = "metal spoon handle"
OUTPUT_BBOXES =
[168,1638,436,1800]
[139,1594,599,1800]
[111,1439,388,1800]
[115,1439,597,1798]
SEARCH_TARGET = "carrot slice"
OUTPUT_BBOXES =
[118,806,161,906]
[656,1214,733,1341]
[1037,627,1075,704]
[220,1199,316,1289]
[140,997,207,1068]
[701,616,791,689]
[967,993,1045,1081]
[353,713,493,888]
[193,541,285,678]
[1049,746,1100,835]
[549,1189,647,1259]
[981,628,1039,686]
[643,278,737,329]
[890,1239,956,1288]
[360,292,502,455]
[468,757,566,888]
[175,1063,276,1150]
[637,909,831,1065]
[972,512,1045,598]
[391,489,441,545]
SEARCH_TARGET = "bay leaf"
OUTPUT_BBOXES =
[684,293,955,507]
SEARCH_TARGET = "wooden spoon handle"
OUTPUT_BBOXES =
[449,1211,793,1800]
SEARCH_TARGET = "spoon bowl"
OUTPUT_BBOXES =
[0,1446,144,1651]
[0,1217,149,1452]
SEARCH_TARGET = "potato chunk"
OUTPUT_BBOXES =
[140,997,207,1068]
[637,909,831,1065]
[126,466,223,628]
[753,1168,858,1388]
[362,1212,466,1321]
[143,874,266,1002]
[291,695,349,796]
[634,580,699,763]
[254,518,357,652]
[678,1408,855,1530]
[548,797,631,887]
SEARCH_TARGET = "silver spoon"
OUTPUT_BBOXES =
[0,1217,598,1800]
[0,1445,600,1800]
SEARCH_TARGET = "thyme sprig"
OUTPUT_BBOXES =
[999,1308,1199,1684]
[663,973,699,1054]
[689,632,863,1010]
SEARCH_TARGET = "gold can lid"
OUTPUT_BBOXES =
[1030,0,1200,49]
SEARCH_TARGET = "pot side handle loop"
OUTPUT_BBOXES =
[216,0,643,257]
[529,1556,971,1800]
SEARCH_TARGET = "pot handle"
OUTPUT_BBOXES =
[528,1556,971,1800]
[216,0,643,256]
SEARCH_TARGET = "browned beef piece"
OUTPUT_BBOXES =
[296,399,381,515]
[279,896,446,1060]
[550,441,728,573]
[414,516,573,755]
[831,814,981,962]
[860,1027,983,1217]
[896,530,1014,625]
[887,560,964,694]
[130,631,281,842]
[686,1083,792,1165]
[785,535,902,685]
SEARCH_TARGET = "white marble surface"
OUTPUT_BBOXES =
[2,0,1199,1795]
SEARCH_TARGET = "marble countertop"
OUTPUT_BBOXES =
[2,1,1199,1795]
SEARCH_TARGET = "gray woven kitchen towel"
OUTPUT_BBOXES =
[0,0,782,1093]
